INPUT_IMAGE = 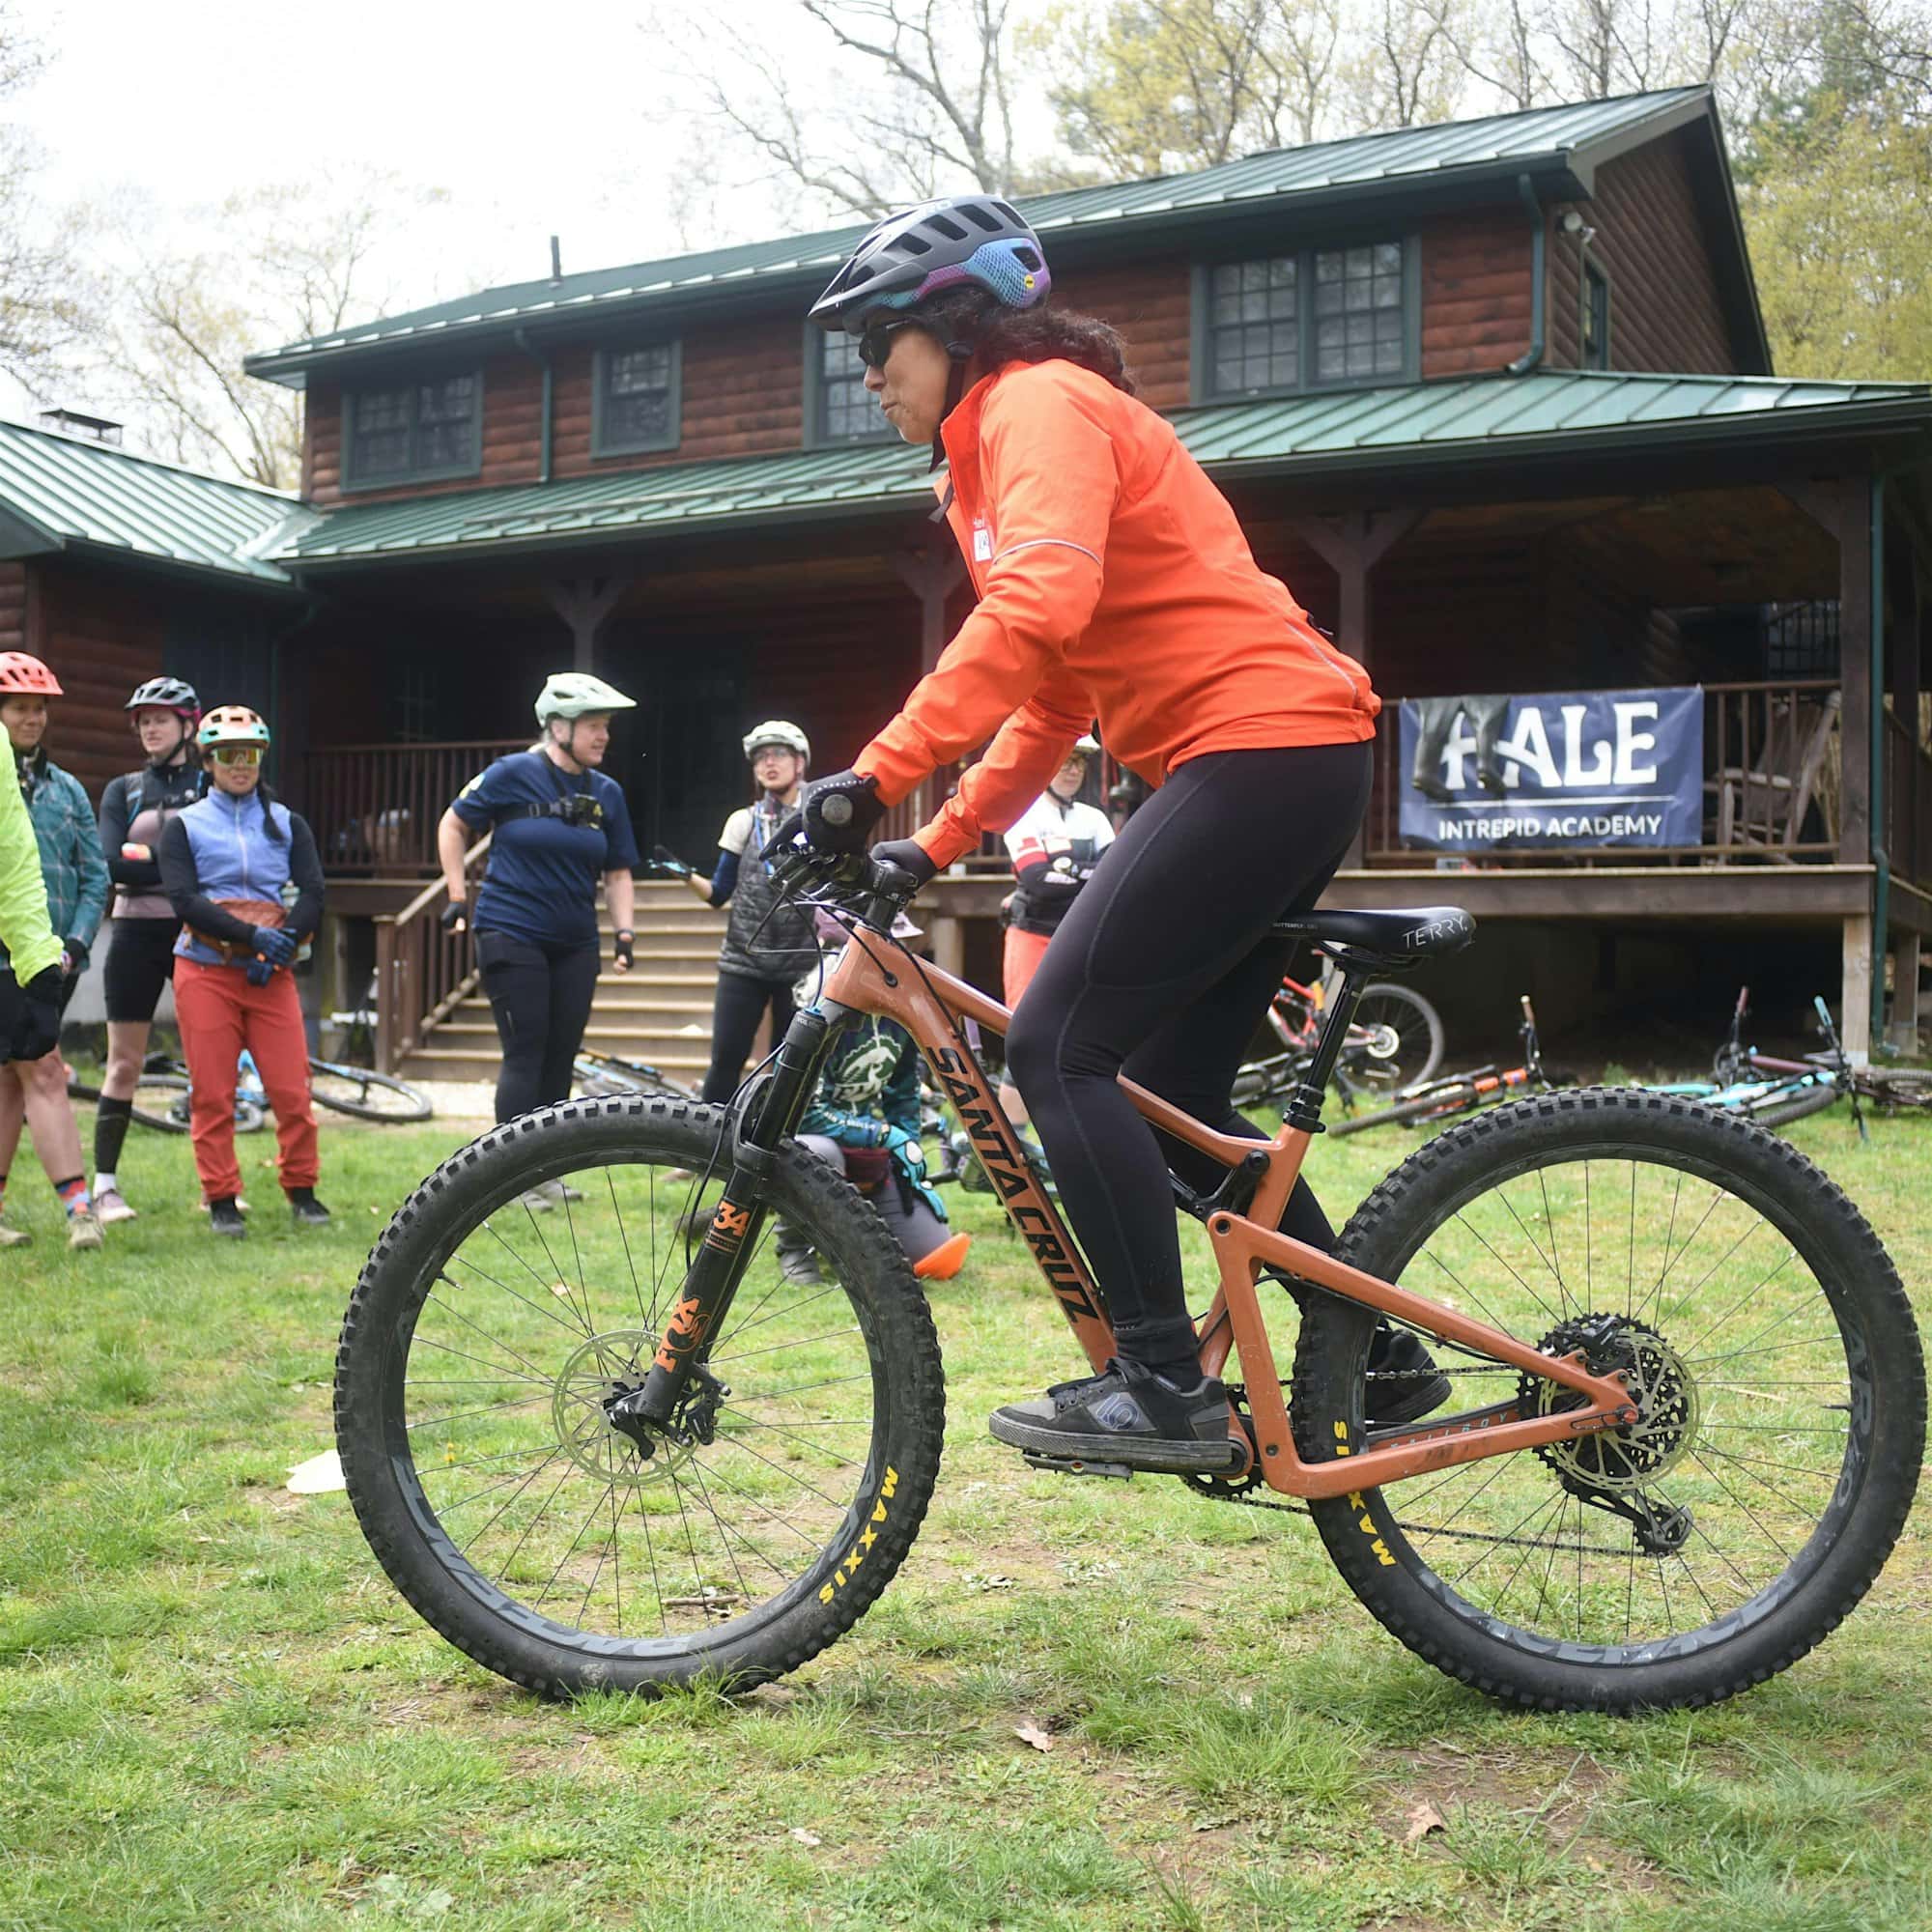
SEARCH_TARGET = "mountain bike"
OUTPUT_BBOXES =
[1324,995,1567,1136]
[573,1050,699,1102]
[335,852,1924,1713]
[67,1061,265,1137]
[1232,971,1444,1113]
[1644,988,1861,1134]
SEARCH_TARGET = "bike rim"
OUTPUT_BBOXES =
[381,1149,887,1652]
[1354,1144,1866,1662]
[1349,991,1435,1091]
[310,1068,427,1118]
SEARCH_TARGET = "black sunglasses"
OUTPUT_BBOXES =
[857,317,923,371]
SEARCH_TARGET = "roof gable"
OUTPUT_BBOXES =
[246,88,1743,383]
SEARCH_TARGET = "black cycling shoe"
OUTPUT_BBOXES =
[209,1198,246,1239]
[989,1357,1244,1474]
[1365,1323,1452,1430]
[289,1189,332,1229]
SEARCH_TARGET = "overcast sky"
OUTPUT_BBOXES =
[8,0,845,418]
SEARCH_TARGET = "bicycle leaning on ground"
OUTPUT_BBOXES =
[1231,969,1445,1115]
[334,848,1925,1714]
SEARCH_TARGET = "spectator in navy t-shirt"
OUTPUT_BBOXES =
[436,675,640,1172]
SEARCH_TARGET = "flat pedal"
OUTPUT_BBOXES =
[1019,1448,1135,1480]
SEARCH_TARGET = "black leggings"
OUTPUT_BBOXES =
[1005,742,1373,1368]
[474,928,603,1123]
[700,972,795,1103]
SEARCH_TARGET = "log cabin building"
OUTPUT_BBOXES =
[5,87,1930,1075]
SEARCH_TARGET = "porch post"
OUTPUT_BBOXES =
[1783,473,1875,1061]
[545,574,633,672]
[1888,535,1924,1046]
[1288,509,1424,867]
[892,546,969,834]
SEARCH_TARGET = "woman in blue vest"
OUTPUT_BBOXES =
[157,705,327,1238]
[437,674,640,1191]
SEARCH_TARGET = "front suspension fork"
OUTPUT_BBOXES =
[611,1006,837,1440]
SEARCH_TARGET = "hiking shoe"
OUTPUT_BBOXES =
[1365,1324,1452,1431]
[776,1238,825,1286]
[0,1213,30,1247]
[989,1357,1244,1475]
[289,1191,332,1229]
[518,1179,585,1213]
[67,1208,104,1251]
[209,1198,247,1239]
[94,1186,137,1225]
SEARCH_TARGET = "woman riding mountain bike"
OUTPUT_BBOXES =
[92,676,208,1222]
[793,194,1446,1468]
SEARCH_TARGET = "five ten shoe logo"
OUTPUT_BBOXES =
[1091,1393,1150,1433]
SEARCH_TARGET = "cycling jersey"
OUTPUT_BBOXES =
[854,357,1379,868]
[1002,791,1114,937]
[0,753,59,983]
[99,758,207,920]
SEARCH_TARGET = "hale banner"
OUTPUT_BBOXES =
[1398,687,1703,852]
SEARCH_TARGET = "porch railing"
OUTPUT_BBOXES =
[1884,708,1932,890]
[1363,679,1844,866]
[372,833,491,1072]
[305,739,528,876]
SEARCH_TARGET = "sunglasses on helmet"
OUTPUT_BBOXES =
[856,318,923,371]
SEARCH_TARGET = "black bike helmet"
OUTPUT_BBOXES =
[808,195,1051,336]
[126,675,200,719]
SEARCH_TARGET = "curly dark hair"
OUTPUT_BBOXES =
[920,287,1138,397]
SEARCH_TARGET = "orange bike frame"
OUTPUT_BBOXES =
[821,935,1634,1497]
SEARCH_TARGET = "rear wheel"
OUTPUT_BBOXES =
[307,1063,435,1122]
[334,1096,946,1697]
[1293,1089,1923,1712]
[1347,983,1445,1094]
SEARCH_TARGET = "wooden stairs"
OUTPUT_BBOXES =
[397,882,724,1088]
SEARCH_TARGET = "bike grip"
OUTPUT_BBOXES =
[1520,995,1537,1025]
[819,794,853,828]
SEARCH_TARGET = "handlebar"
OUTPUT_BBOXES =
[769,833,923,933]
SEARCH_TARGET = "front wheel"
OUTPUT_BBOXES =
[334,1096,946,1697]
[307,1063,435,1122]
[1293,1089,1923,1712]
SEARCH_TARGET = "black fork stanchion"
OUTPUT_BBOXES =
[611,1005,839,1443]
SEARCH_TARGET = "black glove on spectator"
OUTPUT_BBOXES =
[440,899,469,934]
[869,838,938,888]
[4,963,62,1062]
[645,844,692,881]
[62,936,89,976]
[614,929,635,969]
[800,771,885,854]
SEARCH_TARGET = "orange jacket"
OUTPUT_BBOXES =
[855,358,1379,869]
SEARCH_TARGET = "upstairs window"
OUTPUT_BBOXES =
[593,341,682,457]
[1582,259,1612,370]
[1198,239,1414,401]
[343,373,481,489]
[809,328,895,446]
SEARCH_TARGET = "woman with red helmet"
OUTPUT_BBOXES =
[89,676,208,1222]
[793,198,1446,1473]
[0,652,109,1249]
[157,705,329,1238]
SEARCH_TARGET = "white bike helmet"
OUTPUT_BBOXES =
[743,720,810,762]
[534,672,638,727]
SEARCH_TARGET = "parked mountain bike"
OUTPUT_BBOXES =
[1325,995,1567,1136]
[335,851,1924,1714]
[1232,970,1444,1113]
[573,1050,699,1102]
[311,980,436,1121]
[1646,987,1862,1135]
[67,1060,265,1137]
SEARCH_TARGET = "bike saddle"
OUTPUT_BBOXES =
[1268,905,1475,970]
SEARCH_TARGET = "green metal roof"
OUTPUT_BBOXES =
[246,89,1717,383]
[274,370,1932,571]
[0,418,302,586]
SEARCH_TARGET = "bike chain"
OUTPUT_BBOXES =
[1191,1378,1636,1556]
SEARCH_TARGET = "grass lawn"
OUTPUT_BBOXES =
[2,1094,1928,1931]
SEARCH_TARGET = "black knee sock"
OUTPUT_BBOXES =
[95,1095,134,1175]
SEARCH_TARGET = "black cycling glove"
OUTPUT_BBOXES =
[643,845,692,881]
[613,929,635,970]
[799,771,885,854]
[870,838,937,888]
[440,898,469,934]
[62,935,90,976]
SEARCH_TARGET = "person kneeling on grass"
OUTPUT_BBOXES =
[158,706,329,1238]
[777,913,969,1287]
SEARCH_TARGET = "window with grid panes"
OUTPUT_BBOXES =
[345,374,480,486]
[1312,242,1406,384]
[1582,261,1611,370]
[816,330,893,443]
[1208,257,1299,395]
[594,343,680,455]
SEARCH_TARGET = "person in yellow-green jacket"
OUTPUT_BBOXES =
[0,656,68,1248]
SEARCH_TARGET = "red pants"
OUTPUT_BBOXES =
[173,957,320,1203]
[1002,924,1052,1013]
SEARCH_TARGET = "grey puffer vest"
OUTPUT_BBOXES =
[719,803,818,982]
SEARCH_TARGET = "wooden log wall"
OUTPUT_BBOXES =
[1421,209,1534,378]
[27,561,167,801]
[0,561,25,655]
[1548,129,1736,374]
